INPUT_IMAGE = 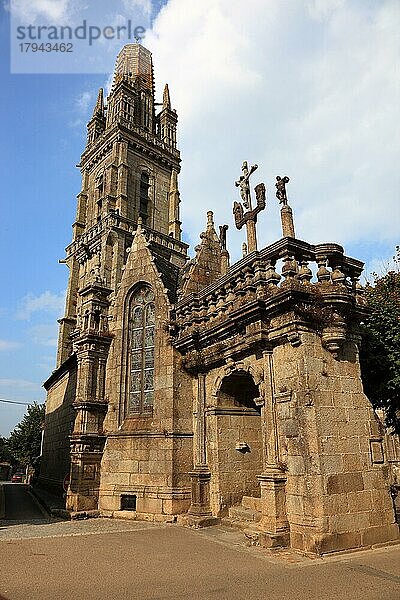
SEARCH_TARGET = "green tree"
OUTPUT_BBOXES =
[0,436,16,464]
[7,402,45,466]
[360,248,400,433]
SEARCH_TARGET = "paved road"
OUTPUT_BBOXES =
[0,517,399,600]
[0,484,47,522]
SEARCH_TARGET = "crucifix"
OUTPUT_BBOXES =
[233,161,266,253]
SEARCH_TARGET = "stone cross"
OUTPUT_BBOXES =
[233,161,266,253]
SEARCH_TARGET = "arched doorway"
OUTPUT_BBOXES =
[207,370,263,516]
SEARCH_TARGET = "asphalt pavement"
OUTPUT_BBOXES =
[0,483,399,600]
[0,484,48,522]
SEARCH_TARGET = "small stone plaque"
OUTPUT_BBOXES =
[83,464,96,480]
[369,438,384,464]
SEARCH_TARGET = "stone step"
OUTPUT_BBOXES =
[228,505,261,523]
[241,496,262,511]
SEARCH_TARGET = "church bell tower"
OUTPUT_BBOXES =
[42,44,187,508]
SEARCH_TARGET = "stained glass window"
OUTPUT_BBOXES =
[128,286,155,415]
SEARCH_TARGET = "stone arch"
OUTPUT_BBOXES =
[211,360,265,402]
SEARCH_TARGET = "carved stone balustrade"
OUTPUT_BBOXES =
[65,211,188,264]
[173,237,367,368]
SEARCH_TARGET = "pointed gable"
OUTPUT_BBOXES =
[179,211,225,297]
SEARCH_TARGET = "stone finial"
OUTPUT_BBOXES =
[207,211,215,232]
[92,87,104,118]
[168,169,181,239]
[163,83,171,110]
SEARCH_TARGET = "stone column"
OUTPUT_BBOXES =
[220,250,230,276]
[257,351,290,547]
[182,373,219,527]
[280,206,295,238]
[116,140,128,217]
[246,219,258,253]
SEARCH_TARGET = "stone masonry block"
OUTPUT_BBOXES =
[288,456,306,476]
[343,453,362,472]
[361,524,399,547]
[324,493,349,515]
[329,511,370,533]
[319,531,362,554]
[347,490,372,513]
[321,455,344,475]
[137,497,163,514]
[326,472,364,494]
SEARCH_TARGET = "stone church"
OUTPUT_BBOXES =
[39,43,399,554]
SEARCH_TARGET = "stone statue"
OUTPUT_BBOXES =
[219,224,228,250]
[254,183,266,210]
[233,201,244,230]
[276,176,290,206]
[233,161,266,254]
[235,161,258,210]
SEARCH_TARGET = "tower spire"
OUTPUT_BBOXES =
[111,43,154,92]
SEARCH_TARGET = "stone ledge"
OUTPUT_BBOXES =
[177,513,220,528]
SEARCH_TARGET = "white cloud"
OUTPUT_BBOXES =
[0,340,21,351]
[29,324,59,347]
[364,252,399,283]
[16,290,65,321]
[10,0,73,23]
[76,90,93,113]
[0,378,41,390]
[142,0,399,261]
[123,0,152,19]
[306,0,345,21]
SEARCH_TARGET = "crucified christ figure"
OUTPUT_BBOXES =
[235,161,258,210]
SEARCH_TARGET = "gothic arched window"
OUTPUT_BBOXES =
[128,286,155,415]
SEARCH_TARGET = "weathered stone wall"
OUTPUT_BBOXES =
[39,363,76,494]
[99,230,192,519]
[200,359,265,516]
[272,331,398,553]
[126,150,171,233]
[207,409,262,515]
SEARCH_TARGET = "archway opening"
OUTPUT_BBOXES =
[218,371,260,411]
[209,370,263,516]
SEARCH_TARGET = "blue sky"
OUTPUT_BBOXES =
[0,0,399,436]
